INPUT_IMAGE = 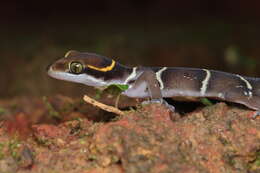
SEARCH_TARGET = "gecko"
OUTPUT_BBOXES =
[47,50,260,117]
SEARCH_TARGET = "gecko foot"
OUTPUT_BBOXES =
[142,99,175,112]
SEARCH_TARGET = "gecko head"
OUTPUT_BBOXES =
[47,50,117,87]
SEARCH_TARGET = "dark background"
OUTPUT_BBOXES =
[1,0,260,98]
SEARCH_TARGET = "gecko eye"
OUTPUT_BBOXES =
[69,62,84,74]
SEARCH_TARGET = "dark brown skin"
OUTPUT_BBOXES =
[48,51,131,81]
[47,51,260,115]
[159,68,260,111]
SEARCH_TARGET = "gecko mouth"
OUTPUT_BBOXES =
[47,67,107,87]
[47,68,72,81]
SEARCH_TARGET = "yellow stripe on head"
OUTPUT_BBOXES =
[87,59,116,72]
[65,50,80,58]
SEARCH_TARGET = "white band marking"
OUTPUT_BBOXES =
[124,67,137,85]
[236,75,252,89]
[200,69,211,96]
[218,93,224,99]
[156,67,167,89]
[236,74,253,98]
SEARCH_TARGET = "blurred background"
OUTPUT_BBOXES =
[0,0,259,98]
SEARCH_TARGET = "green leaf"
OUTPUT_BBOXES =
[111,84,129,91]
[106,84,129,92]
[105,84,129,96]
[94,89,103,99]
[0,108,7,115]
[200,98,213,106]
[94,84,129,98]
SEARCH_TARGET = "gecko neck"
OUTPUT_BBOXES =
[85,62,136,87]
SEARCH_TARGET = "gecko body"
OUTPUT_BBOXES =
[47,51,260,114]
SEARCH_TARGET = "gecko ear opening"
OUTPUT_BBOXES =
[64,50,80,58]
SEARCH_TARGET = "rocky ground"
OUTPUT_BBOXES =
[0,94,259,173]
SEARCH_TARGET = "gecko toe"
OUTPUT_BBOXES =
[142,99,175,112]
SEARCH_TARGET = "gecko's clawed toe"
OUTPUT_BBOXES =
[142,99,175,112]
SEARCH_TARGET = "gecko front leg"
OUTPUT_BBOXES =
[125,70,175,112]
